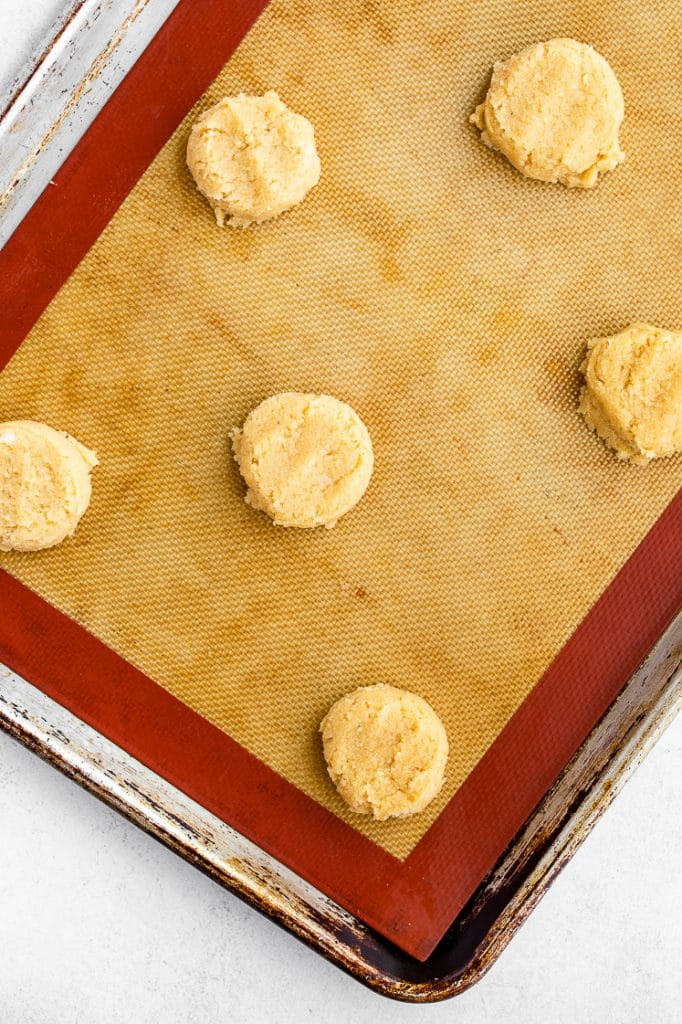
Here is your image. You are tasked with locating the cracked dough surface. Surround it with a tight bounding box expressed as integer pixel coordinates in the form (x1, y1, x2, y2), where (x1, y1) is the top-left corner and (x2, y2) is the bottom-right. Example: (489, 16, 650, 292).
(320, 684, 449, 820)
(231, 392, 373, 529)
(579, 324, 682, 463)
(471, 38, 625, 188)
(186, 91, 320, 227)
(0, 420, 98, 551)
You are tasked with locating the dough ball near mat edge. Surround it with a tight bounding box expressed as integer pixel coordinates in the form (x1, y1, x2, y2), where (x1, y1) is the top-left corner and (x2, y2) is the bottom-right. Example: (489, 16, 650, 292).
(579, 324, 682, 464)
(186, 91, 321, 227)
(231, 393, 374, 529)
(0, 420, 98, 551)
(471, 38, 625, 188)
(320, 684, 449, 821)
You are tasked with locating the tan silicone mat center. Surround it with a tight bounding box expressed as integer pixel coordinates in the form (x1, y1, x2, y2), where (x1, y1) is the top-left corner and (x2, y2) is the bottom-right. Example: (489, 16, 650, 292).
(1, 0, 680, 859)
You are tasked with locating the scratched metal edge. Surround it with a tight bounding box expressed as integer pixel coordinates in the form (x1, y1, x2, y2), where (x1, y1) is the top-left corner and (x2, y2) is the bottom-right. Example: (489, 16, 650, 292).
(0, 0, 182, 246)
(1, 0, 681, 1001)
(0, 0, 86, 118)
(1, 614, 679, 1001)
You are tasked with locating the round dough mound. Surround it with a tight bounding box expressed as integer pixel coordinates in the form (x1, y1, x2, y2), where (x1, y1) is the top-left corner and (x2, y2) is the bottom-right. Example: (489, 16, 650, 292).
(320, 684, 448, 821)
(231, 392, 373, 529)
(579, 324, 682, 464)
(186, 91, 321, 227)
(0, 420, 98, 551)
(471, 38, 625, 188)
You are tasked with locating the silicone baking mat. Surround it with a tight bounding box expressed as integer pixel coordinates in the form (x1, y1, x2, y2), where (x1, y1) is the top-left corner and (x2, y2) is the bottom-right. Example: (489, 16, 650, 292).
(1, 0, 680, 959)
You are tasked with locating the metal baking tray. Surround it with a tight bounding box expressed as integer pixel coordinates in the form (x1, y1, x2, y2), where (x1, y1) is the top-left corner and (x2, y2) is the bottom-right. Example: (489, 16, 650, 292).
(1, 0, 680, 1000)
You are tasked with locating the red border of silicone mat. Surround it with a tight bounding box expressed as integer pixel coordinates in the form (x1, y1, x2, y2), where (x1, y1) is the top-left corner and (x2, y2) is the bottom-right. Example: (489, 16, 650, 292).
(1, 0, 680, 961)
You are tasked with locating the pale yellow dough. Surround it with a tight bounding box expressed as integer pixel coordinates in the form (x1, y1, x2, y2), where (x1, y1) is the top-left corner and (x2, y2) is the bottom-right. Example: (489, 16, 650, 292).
(0, 420, 98, 551)
(320, 684, 448, 821)
(231, 393, 373, 529)
(579, 324, 682, 464)
(471, 38, 625, 188)
(186, 91, 321, 227)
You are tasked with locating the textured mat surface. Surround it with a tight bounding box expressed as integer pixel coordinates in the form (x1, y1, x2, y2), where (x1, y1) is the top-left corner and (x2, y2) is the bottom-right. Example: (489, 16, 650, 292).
(1, 0, 680, 859)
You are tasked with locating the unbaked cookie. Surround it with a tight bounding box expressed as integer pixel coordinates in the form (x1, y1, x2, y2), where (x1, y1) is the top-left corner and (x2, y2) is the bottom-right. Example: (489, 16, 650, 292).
(186, 91, 321, 227)
(320, 684, 448, 820)
(579, 324, 682, 464)
(231, 392, 373, 529)
(471, 38, 625, 188)
(0, 420, 98, 551)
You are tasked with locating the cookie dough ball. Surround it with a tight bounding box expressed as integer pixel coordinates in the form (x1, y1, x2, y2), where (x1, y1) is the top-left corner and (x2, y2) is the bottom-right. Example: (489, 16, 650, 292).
(186, 91, 321, 227)
(471, 38, 625, 188)
(231, 392, 373, 529)
(579, 324, 682, 464)
(0, 420, 98, 551)
(320, 684, 448, 820)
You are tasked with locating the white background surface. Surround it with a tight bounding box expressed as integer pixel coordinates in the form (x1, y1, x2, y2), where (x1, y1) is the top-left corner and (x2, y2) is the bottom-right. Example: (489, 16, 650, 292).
(2, 719, 681, 1023)
(0, 3, 680, 1021)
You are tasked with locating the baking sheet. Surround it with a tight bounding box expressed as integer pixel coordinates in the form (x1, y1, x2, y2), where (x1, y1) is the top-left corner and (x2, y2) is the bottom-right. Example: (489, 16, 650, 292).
(1, 0, 680, 862)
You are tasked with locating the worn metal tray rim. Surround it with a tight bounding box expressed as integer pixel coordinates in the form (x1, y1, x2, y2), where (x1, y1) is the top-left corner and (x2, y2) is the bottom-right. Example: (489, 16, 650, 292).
(0, 0, 680, 1000)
